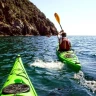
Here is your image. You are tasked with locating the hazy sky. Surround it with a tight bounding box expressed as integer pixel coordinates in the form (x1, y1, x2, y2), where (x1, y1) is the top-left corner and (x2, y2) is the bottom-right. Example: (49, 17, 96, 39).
(30, 0, 96, 35)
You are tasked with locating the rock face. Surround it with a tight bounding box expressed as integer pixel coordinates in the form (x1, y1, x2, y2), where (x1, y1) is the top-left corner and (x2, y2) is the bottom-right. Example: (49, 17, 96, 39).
(0, 0, 58, 36)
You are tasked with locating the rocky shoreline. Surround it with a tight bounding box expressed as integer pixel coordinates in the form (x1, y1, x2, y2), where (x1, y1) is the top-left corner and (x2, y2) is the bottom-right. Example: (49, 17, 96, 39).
(0, 0, 58, 36)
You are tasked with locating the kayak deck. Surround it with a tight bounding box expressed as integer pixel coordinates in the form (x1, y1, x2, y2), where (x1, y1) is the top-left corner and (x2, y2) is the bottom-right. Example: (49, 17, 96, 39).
(56, 49, 81, 72)
(0, 55, 38, 96)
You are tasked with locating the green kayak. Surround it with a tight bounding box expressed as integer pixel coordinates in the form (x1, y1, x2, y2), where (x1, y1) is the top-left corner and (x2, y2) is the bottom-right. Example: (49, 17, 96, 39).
(0, 55, 38, 96)
(56, 48, 81, 72)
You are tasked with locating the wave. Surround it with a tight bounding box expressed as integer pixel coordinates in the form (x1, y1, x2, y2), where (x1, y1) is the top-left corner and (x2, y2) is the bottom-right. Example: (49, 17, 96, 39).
(74, 71, 96, 93)
(30, 59, 64, 70)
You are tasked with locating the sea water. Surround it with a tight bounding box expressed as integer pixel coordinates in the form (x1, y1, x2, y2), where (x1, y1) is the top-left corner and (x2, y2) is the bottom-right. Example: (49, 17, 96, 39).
(0, 36, 96, 96)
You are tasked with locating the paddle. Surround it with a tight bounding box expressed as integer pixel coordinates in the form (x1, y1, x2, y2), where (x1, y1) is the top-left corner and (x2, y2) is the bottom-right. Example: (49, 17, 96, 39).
(54, 13, 72, 51)
(54, 13, 63, 47)
(54, 13, 63, 30)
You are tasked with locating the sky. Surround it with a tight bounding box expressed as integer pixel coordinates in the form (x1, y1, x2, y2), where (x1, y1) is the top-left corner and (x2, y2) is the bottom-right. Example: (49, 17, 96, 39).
(30, 0, 96, 35)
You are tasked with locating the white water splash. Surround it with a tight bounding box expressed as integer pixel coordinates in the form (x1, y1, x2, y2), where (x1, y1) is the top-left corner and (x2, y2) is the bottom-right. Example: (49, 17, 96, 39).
(74, 71, 96, 93)
(30, 59, 64, 70)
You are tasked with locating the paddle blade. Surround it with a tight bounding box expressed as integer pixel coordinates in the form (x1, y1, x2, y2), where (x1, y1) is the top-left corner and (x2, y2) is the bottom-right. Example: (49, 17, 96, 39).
(54, 13, 60, 24)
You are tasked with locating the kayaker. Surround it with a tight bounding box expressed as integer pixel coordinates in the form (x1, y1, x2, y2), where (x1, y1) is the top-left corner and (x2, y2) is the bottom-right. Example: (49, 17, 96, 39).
(58, 30, 71, 51)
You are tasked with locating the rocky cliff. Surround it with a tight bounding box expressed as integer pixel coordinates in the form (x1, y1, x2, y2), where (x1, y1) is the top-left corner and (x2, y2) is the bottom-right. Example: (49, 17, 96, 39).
(0, 0, 58, 36)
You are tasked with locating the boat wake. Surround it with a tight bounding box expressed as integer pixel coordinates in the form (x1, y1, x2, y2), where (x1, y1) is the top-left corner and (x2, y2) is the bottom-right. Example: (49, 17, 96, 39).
(74, 71, 96, 93)
(30, 59, 64, 70)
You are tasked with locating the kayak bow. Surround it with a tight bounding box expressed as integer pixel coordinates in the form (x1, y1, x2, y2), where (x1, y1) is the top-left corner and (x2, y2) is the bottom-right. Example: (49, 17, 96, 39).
(0, 55, 38, 96)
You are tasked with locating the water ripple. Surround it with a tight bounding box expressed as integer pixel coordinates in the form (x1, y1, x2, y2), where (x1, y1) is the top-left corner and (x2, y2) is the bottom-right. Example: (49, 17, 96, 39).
(0, 36, 96, 95)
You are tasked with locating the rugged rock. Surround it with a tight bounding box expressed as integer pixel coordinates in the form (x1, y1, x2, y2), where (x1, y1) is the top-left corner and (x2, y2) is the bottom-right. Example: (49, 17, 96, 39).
(0, 0, 58, 36)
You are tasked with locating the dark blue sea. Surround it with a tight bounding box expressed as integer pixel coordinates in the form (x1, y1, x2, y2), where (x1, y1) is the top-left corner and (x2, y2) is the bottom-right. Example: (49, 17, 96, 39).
(0, 36, 96, 96)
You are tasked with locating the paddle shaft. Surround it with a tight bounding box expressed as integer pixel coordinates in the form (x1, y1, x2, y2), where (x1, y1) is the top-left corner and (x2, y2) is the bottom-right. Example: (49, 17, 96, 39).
(59, 24, 63, 30)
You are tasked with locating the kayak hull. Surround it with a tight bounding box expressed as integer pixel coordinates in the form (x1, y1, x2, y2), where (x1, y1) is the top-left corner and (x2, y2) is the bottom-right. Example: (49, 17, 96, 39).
(56, 48, 81, 72)
(0, 55, 38, 96)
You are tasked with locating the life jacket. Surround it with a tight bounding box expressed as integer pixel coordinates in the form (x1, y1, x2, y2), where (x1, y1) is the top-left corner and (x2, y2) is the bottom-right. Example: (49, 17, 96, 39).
(59, 37, 71, 51)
